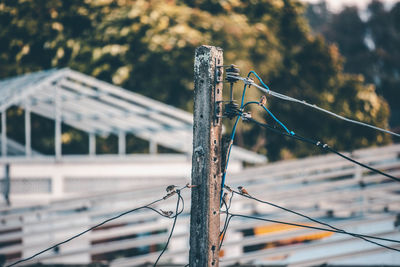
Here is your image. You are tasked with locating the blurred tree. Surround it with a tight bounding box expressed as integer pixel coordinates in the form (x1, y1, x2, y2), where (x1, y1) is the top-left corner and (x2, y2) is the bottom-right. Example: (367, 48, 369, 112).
(305, 0, 400, 130)
(304, 0, 331, 34)
(0, 0, 98, 154)
(0, 0, 391, 160)
(324, 7, 372, 78)
(0, 0, 96, 76)
(243, 0, 390, 160)
(368, 0, 400, 128)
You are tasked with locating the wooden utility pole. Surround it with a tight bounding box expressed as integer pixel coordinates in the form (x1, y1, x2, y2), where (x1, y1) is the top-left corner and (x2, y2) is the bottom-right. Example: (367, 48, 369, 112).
(189, 45, 223, 266)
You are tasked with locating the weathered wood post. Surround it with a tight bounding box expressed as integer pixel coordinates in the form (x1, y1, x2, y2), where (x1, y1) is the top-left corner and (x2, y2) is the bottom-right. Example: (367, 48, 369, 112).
(189, 45, 223, 266)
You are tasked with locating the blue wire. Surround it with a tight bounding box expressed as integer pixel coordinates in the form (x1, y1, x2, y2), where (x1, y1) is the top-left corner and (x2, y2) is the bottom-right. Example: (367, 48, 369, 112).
(240, 71, 270, 109)
(248, 71, 270, 92)
(220, 115, 240, 205)
(230, 113, 240, 139)
(243, 101, 259, 108)
(260, 105, 294, 136)
(222, 74, 252, 204)
(243, 101, 294, 136)
(240, 83, 248, 108)
(221, 71, 287, 205)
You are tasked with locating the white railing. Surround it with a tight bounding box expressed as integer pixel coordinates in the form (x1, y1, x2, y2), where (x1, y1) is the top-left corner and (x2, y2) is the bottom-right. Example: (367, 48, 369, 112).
(0, 154, 242, 206)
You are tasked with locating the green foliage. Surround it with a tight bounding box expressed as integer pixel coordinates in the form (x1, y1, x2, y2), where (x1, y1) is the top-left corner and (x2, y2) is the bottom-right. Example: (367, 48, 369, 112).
(0, 0, 391, 160)
(0, 0, 95, 76)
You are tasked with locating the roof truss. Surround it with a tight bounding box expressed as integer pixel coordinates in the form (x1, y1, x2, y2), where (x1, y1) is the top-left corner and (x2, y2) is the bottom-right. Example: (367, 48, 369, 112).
(0, 69, 266, 163)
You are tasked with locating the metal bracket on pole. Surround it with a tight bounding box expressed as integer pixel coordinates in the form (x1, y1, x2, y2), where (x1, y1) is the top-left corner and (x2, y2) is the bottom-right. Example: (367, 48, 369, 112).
(214, 62, 224, 126)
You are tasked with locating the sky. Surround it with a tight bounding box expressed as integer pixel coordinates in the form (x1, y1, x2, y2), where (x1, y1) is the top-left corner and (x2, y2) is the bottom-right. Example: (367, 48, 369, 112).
(300, 0, 399, 12)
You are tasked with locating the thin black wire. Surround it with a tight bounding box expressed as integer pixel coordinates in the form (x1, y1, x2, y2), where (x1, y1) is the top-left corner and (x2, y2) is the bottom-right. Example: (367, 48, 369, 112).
(231, 190, 400, 247)
(215, 101, 400, 254)
(220, 199, 229, 235)
(245, 116, 400, 183)
(219, 191, 236, 250)
(231, 73, 400, 138)
(220, 191, 234, 230)
(6, 187, 189, 267)
(6, 197, 165, 267)
(219, 214, 234, 250)
(218, 111, 400, 253)
(227, 191, 234, 210)
(218, 195, 233, 249)
(177, 190, 185, 215)
(153, 190, 183, 266)
(227, 213, 400, 252)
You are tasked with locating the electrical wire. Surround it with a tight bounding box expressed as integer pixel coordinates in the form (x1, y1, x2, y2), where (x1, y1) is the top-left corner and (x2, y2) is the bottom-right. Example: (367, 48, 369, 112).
(219, 213, 234, 249)
(218, 68, 400, 256)
(240, 82, 249, 108)
(248, 70, 271, 92)
(260, 105, 294, 135)
(243, 101, 294, 135)
(153, 190, 183, 266)
(240, 71, 271, 108)
(221, 70, 268, 204)
(228, 72, 400, 138)
(6, 187, 188, 267)
(231, 190, 400, 248)
(220, 71, 261, 205)
(220, 116, 241, 205)
(219, 215, 234, 250)
(226, 213, 400, 252)
(219, 200, 229, 247)
(219, 198, 400, 252)
(243, 112, 400, 183)
(219, 191, 234, 250)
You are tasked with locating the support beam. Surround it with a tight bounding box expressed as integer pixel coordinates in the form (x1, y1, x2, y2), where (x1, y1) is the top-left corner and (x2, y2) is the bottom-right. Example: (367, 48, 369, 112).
(3, 164, 10, 206)
(89, 133, 96, 156)
(25, 101, 32, 157)
(149, 140, 157, 154)
(189, 45, 223, 267)
(1, 109, 7, 157)
(118, 131, 126, 155)
(55, 85, 62, 160)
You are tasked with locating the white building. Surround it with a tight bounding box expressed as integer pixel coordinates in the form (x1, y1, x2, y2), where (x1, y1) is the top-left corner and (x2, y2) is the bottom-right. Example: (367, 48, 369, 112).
(0, 68, 265, 205)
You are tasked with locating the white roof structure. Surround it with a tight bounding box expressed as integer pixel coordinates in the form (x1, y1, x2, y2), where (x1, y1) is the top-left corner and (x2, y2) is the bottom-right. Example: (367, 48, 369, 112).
(0, 68, 266, 164)
(0, 138, 40, 156)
